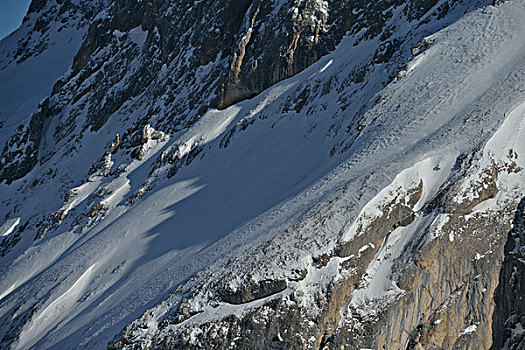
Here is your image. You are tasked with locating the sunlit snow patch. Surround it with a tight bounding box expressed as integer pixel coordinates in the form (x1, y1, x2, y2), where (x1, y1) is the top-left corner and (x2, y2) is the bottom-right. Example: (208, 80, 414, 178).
(0, 217, 20, 237)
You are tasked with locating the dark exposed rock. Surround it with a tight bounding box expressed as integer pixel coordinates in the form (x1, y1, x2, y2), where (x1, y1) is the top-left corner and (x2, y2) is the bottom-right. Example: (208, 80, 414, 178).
(1, 0, 482, 185)
(491, 197, 525, 350)
(54, 0, 467, 137)
(0, 99, 50, 184)
(0, 233, 21, 258)
(219, 279, 287, 305)
(108, 134, 120, 154)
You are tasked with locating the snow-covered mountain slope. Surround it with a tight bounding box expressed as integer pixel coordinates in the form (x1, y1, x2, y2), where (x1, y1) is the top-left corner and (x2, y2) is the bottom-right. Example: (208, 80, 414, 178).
(0, 0, 524, 349)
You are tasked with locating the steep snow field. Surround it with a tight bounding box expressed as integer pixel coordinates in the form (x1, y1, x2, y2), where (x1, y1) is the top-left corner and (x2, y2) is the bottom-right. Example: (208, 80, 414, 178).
(0, 9, 86, 151)
(0, 1, 525, 349)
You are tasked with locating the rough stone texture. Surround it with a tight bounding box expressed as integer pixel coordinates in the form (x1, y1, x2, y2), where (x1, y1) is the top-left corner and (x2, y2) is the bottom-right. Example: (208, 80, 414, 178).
(109, 175, 426, 349)
(0, 0, 470, 184)
(371, 215, 507, 349)
(219, 279, 287, 305)
(491, 197, 525, 350)
(108, 141, 524, 350)
(0, 99, 50, 184)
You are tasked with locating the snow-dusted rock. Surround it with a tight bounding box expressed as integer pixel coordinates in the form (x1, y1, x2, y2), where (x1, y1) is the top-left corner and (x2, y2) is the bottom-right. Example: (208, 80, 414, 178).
(1, 0, 524, 349)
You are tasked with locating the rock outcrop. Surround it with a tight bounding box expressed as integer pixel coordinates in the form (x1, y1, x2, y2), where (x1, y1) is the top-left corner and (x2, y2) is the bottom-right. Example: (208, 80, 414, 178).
(491, 197, 525, 350)
(0, 0, 484, 184)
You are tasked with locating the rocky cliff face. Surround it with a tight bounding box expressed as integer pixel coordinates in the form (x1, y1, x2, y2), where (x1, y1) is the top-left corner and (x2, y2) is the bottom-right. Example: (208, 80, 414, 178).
(0, 0, 524, 349)
(491, 197, 525, 350)
(0, 0, 483, 184)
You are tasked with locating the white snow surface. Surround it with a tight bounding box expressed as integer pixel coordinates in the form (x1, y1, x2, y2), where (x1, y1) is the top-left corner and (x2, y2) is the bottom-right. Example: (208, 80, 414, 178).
(0, 218, 19, 237)
(458, 324, 478, 337)
(0, 1, 525, 349)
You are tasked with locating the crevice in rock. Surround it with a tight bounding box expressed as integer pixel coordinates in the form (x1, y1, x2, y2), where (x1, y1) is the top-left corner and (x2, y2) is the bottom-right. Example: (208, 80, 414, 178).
(491, 196, 525, 350)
